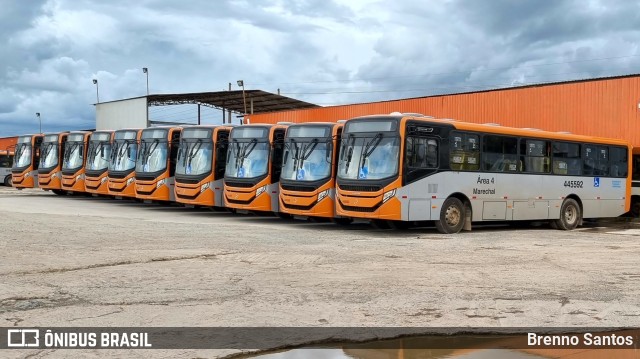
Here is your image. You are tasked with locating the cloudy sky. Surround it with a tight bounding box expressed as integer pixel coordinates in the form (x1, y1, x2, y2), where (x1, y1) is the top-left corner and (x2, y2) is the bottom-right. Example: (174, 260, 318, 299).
(1, 0, 639, 137)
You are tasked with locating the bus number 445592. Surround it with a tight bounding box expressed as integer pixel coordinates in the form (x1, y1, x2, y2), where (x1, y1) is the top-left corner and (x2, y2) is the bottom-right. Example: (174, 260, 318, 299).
(564, 180, 583, 188)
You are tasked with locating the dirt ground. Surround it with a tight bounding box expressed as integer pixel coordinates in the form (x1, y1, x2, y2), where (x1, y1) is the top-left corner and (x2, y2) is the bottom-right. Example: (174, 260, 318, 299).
(1, 187, 639, 358)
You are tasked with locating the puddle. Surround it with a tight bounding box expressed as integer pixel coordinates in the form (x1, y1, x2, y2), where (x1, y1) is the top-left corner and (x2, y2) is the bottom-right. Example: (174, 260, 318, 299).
(252, 348, 546, 359)
(245, 333, 639, 359)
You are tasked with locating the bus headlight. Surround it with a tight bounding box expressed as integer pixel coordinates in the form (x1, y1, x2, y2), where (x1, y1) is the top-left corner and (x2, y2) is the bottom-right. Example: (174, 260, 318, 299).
(24, 172, 30, 177)
(156, 178, 166, 188)
(317, 189, 330, 203)
(201, 182, 210, 193)
(126, 177, 135, 186)
(101, 176, 108, 184)
(256, 185, 267, 197)
(76, 175, 82, 182)
(382, 189, 396, 203)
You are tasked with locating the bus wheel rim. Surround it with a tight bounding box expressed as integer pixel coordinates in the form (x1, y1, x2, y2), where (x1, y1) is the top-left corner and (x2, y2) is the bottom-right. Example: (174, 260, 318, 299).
(445, 206, 461, 226)
(564, 206, 576, 224)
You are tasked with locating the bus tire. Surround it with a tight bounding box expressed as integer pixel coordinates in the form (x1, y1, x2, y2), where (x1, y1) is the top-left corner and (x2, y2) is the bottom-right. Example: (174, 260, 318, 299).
(52, 189, 66, 196)
(3, 175, 11, 187)
(436, 197, 465, 234)
(554, 198, 581, 230)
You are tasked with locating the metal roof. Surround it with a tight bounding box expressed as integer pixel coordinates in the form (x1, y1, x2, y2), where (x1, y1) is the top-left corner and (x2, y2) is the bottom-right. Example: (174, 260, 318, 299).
(146, 90, 319, 114)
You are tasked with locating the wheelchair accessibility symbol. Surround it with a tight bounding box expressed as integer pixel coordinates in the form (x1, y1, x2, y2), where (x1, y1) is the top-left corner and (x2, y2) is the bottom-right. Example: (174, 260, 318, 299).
(593, 177, 600, 187)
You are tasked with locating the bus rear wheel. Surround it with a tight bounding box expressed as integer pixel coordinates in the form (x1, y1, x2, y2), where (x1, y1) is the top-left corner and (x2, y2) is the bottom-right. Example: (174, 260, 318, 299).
(554, 198, 581, 230)
(3, 175, 11, 187)
(436, 197, 465, 234)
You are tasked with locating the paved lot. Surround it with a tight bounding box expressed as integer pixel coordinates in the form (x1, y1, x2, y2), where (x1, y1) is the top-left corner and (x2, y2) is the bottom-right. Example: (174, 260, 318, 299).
(0, 187, 639, 358)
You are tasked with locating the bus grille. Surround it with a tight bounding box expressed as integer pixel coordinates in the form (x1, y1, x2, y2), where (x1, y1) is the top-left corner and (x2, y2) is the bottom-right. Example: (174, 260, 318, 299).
(281, 184, 316, 192)
(224, 181, 254, 188)
(176, 177, 200, 184)
(281, 202, 315, 211)
(176, 192, 200, 201)
(339, 184, 382, 192)
(226, 197, 255, 205)
(338, 199, 381, 213)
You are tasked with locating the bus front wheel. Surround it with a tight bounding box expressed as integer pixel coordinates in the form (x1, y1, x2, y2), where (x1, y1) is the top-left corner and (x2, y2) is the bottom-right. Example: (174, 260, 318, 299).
(4, 175, 11, 187)
(554, 198, 581, 230)
(436, 197, 465, 234)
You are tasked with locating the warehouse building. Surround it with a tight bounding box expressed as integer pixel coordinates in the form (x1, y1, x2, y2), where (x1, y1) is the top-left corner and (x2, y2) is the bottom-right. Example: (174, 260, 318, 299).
(246, 74, 640, 147)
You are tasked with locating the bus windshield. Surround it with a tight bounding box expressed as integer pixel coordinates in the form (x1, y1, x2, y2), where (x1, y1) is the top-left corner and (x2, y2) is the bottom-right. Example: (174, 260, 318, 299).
(136, 139, 168, 173)
(338, 134, 400, 180)
(63, 141, 84, 170)
(86, 141, 112, 171)
(225, 139, 269, 179)
(176, 139, 213, 176)
(13, 143, 32, 169)
(39, 141, 59, 169)
(281, 138, 331, 181)
(109, 140, 137, 172)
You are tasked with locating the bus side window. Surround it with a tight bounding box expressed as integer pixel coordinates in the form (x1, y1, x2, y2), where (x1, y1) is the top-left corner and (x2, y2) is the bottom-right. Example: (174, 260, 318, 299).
(271, 129, 286, 182)
(449, 132, 479, 171)
(169, 130, 181, 176)
(553, 142, 581, 175)
(406, 136, 437, 169)
(521, 139, 550, 173)
(483, 135, 518, 172)
(596, 146, 609, 176)
(34, 136, 43, 170)
(609, 146, 627, 178)
(215, 130, 229, 180)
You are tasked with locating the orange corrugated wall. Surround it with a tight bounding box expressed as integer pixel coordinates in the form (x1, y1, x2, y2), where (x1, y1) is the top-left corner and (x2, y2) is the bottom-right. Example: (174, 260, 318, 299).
(0, 137, 17, 152)
(247, 75, 640, 147)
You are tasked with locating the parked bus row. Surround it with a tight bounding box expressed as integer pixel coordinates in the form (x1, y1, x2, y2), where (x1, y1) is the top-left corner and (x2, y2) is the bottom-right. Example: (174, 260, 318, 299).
(9, 113, 634, 233)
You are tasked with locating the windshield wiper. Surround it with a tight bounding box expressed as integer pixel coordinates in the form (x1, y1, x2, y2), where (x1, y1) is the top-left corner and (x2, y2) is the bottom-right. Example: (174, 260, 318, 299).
(287, 138, 300, 172)
(298, 138, 319, 169)
(343, 134, 355, 172)
(186, 139, 203, 169)
(64, 143, 80, 163)
(40, 143, 54, 164)
(359, 133, 383, 171)
(237, 138, 258, 170)
(141, 139, 159, 166)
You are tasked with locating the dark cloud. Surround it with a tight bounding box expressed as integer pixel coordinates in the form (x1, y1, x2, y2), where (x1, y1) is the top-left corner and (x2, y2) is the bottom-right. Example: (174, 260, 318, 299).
(1, 0, 639, 136)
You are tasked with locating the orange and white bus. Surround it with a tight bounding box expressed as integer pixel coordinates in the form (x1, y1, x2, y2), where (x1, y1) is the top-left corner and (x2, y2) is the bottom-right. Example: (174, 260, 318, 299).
(336, 114, 631, 233)
(135, 126, 182, 202)
(38, 132, 69, 194)
(174, 125, 233, 208)
(108, 129, 141, 199)
(224, 124, 288, 213)
(11, 134, 43, 189)
(84, 130, 115, 196)
(1, 149, 15, 186)
(61, 131, 91, 194)
(279, 122, 352, 223)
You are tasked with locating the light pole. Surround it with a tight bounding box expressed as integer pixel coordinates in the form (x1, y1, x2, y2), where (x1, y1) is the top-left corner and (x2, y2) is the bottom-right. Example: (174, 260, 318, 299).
(36, 112, 41, 134)
(92, 79, 99, 103)
(142, 67, 149, 96)
(237, 80, 247, 117)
